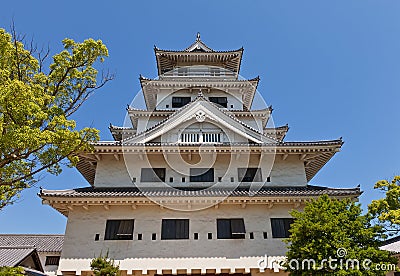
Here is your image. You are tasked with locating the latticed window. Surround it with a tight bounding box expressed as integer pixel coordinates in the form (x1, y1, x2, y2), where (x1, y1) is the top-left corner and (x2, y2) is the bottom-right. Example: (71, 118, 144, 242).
(180, 132, 221, 143)
(181, 133, 200, 143)
(45, 256, 60, 266)
(203, 133, 221, 142)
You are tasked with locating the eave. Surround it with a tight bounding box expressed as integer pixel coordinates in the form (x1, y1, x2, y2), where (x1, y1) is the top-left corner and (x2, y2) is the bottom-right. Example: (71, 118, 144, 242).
(40, 184, 361, 217)
(154, 48, 244, 77)
(75, 139, 343, 186)
(140, 76, 259, 110)
(264, 125, 289, 141)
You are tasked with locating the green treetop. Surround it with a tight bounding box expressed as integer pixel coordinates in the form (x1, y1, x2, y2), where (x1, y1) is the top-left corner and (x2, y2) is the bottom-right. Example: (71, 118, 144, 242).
(285, 194, 397, 275)
(0, 26, 111, 209)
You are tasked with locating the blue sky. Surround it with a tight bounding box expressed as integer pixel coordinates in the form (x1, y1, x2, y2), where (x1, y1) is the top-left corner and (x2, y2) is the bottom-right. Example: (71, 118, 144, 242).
(0, 0, 399, 233)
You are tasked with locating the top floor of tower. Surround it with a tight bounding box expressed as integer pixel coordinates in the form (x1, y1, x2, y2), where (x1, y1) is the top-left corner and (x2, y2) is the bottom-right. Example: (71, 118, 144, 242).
(154, 33, 243, 79)
(143, 34, 258, 111)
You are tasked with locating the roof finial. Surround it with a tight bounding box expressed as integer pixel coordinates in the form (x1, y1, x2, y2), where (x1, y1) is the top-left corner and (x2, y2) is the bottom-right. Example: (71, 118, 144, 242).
(196, 32, 201, 41)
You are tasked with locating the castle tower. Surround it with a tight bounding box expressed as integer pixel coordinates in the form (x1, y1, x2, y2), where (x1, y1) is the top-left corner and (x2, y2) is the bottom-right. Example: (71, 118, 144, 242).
(40, 35, 360, 276)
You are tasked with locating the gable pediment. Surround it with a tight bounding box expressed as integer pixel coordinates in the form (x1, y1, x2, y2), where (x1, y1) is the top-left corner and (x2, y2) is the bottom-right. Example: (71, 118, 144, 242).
(124, 97, 277, 145)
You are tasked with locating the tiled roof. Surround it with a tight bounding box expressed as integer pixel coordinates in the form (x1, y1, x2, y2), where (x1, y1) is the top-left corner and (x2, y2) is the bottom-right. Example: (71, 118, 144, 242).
(0, 234, 64, 252)
(0, 246, 35, 267)
(40, 185, 361, 198)
(381, 236, 400, 253)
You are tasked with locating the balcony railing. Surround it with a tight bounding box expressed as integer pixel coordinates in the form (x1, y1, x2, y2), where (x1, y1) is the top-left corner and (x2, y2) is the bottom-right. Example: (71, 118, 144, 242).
(162, 66, 236, 78)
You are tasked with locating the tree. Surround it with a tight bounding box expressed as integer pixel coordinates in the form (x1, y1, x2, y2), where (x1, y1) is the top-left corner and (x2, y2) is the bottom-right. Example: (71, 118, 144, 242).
(0, 26, 111, 209)
(0, 266, 24, 276)
(90, 252, 120, 276)
(285, 195, 397, 275)
(369, 176, 400, 234)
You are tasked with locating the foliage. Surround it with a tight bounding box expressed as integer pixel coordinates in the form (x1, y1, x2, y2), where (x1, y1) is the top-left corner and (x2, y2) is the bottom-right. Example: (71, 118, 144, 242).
(90, 251, 120, 276)
(369, 176, 400, 234)
(0, 266, 25, 276)
(0, 26, 111, 209)
(285, 195, 397, 275)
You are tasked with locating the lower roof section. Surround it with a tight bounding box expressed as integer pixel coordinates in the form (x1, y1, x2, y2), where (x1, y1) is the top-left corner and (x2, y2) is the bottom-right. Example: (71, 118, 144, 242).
(40, 185, 360, 198)
(40, 185, 361, 216)
(0, 234, 64, 253)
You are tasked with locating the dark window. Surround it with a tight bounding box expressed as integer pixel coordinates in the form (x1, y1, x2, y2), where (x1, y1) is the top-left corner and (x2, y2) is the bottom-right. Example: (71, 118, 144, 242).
(230, 177, 234, 182)
(194, 233, 199, 240)
(172, 97, 191, 108)
(209, 97, 228, 108)
(152, 233, 157, 240)
(161, 219, 189, 240)
(238, 168, 262, 182)
(218, 177, 222, 182)
(217, 219, 246, 239)
(182, 177, 185, 182)
(263, 232, 268, 239)
(138, 233, 142, 240)
(169, 177, 173, 183)
(249, 232, 254, 239)
(45, 256, 60, 266)
(94, 233, 100, 241)
(105, 219, 134, 240)
(190, 168, 214, 182)
(208, 233, 213, 239)
(141, 168, 166, 182)
(271, 218, 294, 238)
(267, 176, 271, 182)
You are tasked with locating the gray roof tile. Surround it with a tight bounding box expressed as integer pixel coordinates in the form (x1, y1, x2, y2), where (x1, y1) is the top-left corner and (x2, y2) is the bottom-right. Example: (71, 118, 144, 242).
(0, 234, 64, 252)
(40, 185, 361, 198)
(0, 246, 35, 267)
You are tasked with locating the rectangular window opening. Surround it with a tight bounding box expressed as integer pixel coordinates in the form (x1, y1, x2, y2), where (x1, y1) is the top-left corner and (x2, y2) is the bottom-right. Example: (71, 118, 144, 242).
(152, 233, 157, 240)
(45, 256, 60, 266)
(161, 219, 189, 240)
(271, 218, 294, 238)
(105, 219, 134, 240)
(238, 168, 262, 182)
(209, 97, 228, 108)
(190, 168, 214, 182)
(194, 233, 199, 240)
(208, 233, 213, 239)
(94, 233, 100, 241)
(172, 97, 191, 108)
(141, 168, 166, 182)
(217, 218, 246, 239)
